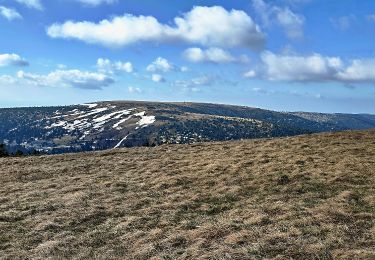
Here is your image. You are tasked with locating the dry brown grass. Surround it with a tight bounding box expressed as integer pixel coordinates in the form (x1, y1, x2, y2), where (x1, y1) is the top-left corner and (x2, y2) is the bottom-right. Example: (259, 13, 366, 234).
(1, 130, 375, 259)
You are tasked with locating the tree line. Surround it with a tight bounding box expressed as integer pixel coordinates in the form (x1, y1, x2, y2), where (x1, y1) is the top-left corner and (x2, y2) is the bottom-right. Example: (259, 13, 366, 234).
(0, 143, 42, 157)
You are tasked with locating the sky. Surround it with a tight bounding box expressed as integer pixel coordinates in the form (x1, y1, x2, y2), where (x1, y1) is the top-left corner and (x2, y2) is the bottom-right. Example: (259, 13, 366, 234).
(0, 0, 375, 113)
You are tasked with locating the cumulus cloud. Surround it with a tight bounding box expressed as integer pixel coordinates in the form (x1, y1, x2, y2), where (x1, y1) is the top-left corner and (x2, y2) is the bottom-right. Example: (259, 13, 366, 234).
(183, 47, 248, 64)
(46, 6, 265, 50)
(151, 74, 165, 83)
(260, 51, 375, 84)
(97, 58, 133, 74)
(261, 51, 341, 81)
(17, 69, 114, 89)
(77, 0, 117, 6)
(15, 0, 43, 10)
(243, 70, 257, 78)
(147, 57, 175, 72)
(252, 0, 304, 39)
(183, 47, 234, 63)
(0, 53, 28, 67)
(0, 6, 22, 20)
(336, 59, 375, 83)
(128, 86, 141, 93)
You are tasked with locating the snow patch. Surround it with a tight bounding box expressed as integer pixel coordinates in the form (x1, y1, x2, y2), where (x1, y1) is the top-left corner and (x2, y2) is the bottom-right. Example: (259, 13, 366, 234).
(45, 106, 155, 142)
(135, 111, 156, 128)
(138, 115, 156, 126)
(46, 121, 66, 128)
(113, 115, 132, 130)
(81, 103, 98, 108)
(93, 110, 131, 123)
(77, 107, 108, 119)
(114, 135, 129, 149)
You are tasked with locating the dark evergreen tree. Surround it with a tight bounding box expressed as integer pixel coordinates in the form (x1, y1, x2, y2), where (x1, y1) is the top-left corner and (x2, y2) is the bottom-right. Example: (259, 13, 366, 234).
(0, 143, 8, 157)
(14, 150, 24, 157)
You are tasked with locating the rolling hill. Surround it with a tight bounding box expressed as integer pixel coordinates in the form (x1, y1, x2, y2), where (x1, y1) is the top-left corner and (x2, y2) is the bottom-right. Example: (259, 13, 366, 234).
(1, 101, 375, 154)
(0, 130, 374, 259)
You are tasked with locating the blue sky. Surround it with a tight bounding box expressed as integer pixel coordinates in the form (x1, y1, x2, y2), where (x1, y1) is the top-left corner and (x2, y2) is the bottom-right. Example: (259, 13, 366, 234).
(0, 0, 375, 113)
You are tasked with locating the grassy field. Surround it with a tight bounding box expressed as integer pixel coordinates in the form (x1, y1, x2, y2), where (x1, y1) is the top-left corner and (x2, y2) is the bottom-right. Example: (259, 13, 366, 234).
(1, 130, 375, 259)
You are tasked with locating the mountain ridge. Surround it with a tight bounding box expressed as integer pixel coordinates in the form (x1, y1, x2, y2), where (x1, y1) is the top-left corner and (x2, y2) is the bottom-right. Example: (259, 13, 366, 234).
(1, 101, 374, 154)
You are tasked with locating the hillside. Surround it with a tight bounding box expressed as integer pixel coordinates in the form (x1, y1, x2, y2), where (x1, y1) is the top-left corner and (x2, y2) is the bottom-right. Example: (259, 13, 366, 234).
(1, 101, 375, 154)
(1, 130, 374, 259)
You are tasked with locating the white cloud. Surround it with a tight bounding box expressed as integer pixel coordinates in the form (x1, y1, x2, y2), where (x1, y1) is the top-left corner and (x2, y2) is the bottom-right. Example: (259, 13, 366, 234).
(260, 51, 375, 84)
(0, 53, 28, 67)
(252, 0, 304, 39)
(172, 6, 264, 49)
(191, 75, 215, 86)
(183, 47, 244, 64)
(366, 14, 375, 22)
(0, 6, 22, 20)
(330, 15, 356, 31)
(252, 87, 323, 99)
(76, 0, 117, 6)
(243, 70, 257, 78)
(47, 6, 265, 50)
(128, 86, 141, 93)
(337, 59, 375, 83)
(57, 64, 67, 69)
(147, 57, 175, 72)
(275, 8, 304, 39)
(151, 74, 165, 83)
(172, 75, 216, 90)
(15, 0, 43, 10)
(97, 58, 133, 74)
(261, 51, 342, 81)
(252, 87, 272, 94)
(0, 75, 17, 84)
(180, 66, 189, 72)
(17, 69, 114, 89)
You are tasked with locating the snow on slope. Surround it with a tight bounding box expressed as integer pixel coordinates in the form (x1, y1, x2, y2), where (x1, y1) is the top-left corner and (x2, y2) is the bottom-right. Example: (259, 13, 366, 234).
(44, 104, 156, 146)
(81, 103, 98, 108)
(134, 111, 156, 129)
(114, 134, 129, 149)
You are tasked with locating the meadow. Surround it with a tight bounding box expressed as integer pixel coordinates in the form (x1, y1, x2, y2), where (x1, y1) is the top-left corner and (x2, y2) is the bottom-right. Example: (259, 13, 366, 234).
(1, 130, 374, 259)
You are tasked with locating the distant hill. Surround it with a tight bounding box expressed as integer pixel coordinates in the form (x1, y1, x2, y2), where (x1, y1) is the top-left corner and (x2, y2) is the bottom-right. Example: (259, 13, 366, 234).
(1, 130, 374, 258)
(0, 101, 375, 154)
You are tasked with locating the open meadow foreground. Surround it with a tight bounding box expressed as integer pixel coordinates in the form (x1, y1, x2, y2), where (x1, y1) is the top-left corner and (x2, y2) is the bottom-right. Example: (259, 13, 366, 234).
(1, 130, 375, 259)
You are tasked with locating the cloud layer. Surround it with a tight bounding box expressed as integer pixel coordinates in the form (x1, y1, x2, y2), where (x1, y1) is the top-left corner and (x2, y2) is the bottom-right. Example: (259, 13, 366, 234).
(47, 6, 265, 50)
